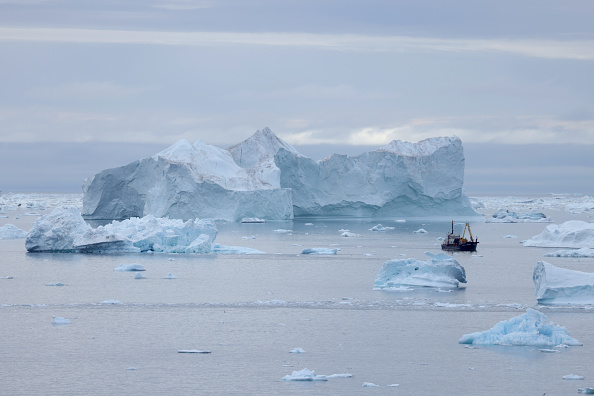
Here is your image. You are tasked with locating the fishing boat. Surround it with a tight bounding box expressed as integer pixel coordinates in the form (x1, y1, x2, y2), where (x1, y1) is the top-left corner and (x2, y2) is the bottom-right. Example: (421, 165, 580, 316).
(441, 221, 478, 251)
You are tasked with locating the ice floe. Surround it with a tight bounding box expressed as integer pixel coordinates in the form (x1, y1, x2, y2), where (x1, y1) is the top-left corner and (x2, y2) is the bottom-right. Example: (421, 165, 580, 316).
(544, 248, 594, 258)
(211, 244, 265, 254)
(282, 368, 327, 381)
(563, 374, 585, 380)
(523, 220, 594, 248)
(301, 248, 338, 255)
(114, 264, 146, 272)
(52, 316, 71, 325)
(178, 349, 211, 354)
(0, 224, 28, 239)
(533, 261, 594, 305)
(26, 206, 218, 254)
(374, 253, 466, 289)
(289, 347, 306, 353)
(486, 209, 551, 223)
(413, 228, 428, 234)
(369, 224, 394, 231)
(458, 308, 582, 346)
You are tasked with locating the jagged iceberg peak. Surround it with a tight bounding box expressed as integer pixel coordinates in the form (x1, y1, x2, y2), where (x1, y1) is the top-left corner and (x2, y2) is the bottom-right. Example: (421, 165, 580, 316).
(228, 127, 302, 169)
(378, 136, 461, 157)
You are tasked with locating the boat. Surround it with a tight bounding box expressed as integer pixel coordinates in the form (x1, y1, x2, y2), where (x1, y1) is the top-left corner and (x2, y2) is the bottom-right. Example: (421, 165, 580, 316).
(441, 221, 478, 251)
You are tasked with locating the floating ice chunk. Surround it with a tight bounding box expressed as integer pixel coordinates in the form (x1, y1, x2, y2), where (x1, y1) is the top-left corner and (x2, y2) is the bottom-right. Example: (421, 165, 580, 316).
(524, 221, 594, 248)
(369, 224, 394, 231)
(327, 373, 353, 378)
(289, 347, 306, 353)
(503, 235, 518, 239)
(563, 374, 584, 380)
(486, 209, 551, 223)
(26, 206, 218, 254)
(395, 219, 406, 223)
(46, 282, 66, 286)
(114, 264, 146, 272)
(341, 232, 360, 237)
(242, 235, 256, 240)
(282, 368, 328, 381)
(212, 244, 265, 254)
(134, 273, 147, 279)
(413, 228, 428, 234)
(579, 387, 594, 394)
(178, 349, 211, 353)
(301, 248, 338, 255)
(0, 276, 14, 279)
(101, 299, 123, 305)
(387, 384, 400, 387)
(163, 273, 177, 279)
(374, 256, 466, 289)
(273, 229, 292, 233)
(362, 382, 379, 387)
(240, 218, 266, 223)
(304, 223, 313, 226)
(545, 248, 594, 258)
(52, 316, 71, 325)
(0, 224, 28, 239)
(533, 261, 594, 305)
(458, 308, 582, 346)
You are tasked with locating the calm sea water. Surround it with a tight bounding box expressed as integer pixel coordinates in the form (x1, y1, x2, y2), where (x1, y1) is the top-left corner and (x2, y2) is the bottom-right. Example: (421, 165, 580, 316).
(1, 200, 593, 395)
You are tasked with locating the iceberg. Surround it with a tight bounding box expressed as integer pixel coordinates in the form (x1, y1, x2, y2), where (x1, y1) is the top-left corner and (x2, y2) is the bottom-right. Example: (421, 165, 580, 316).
(369, 224, 394, 231)
(458, 308, 582, 346)
(524, 221, 594, 248)
(301, 248, 338, 255)
(544, 248, 594, 258)
(52, 316, 71, 325)
(211, 244, 265, 254)
(25, 206, 217, 253)
(114, 263, 146, 271)
(282, 368, 328, 381)
(374, 253, 466, 289)
(532, 261, 594, 305)
(0, 224, 28, 239)
(486, 209, 551, 223)
(82, 128, 477, 221)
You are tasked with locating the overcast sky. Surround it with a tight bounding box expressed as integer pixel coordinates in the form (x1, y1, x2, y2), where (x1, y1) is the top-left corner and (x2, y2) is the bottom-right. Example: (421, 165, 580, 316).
(1, 0, 593, 195)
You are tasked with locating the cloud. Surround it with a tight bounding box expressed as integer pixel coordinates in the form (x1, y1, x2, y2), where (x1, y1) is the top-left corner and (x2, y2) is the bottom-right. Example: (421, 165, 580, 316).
(150, 0, 214, 10)
(2, 27, 594, 60)
(26, 81, 152, 100)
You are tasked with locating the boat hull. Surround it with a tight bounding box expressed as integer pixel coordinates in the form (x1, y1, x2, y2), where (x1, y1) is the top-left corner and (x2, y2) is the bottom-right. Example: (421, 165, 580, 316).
(441, 242, 478, 252)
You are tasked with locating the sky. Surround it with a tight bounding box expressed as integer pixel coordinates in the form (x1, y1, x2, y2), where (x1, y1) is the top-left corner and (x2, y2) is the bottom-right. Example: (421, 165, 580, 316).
(1, 0, 593, 195)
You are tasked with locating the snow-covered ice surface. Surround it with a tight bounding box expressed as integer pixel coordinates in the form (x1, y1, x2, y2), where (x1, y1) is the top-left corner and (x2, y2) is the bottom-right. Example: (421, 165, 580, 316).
(523, 221, 594, 248)
(82, 129, 477, 221)
(459, 308, 582, 346)
(533, 261, 594, 305)
(545, 248, 594, 258)
(1, 193, 594, 395)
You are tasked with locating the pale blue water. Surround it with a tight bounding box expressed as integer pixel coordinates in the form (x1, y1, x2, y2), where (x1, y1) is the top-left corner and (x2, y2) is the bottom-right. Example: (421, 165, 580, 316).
(1, 205, 593, 395)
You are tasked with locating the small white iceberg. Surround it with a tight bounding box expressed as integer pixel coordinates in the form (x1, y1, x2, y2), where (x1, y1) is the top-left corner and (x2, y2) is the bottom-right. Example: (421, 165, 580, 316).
(240, 218, 266, 223)
(341, 231, 360, 237)
(458, 308, 582, 346)
(114, 263, 146, 272)
(46, 282, 67, 286)
(282, 368, 327, 381)
(101, 299, 123, 305)
(579, 388, 594, 394)
(369, 224, 394, 232)
(362, 382, 379, 387)
(545, 248, 594, 258)
(486, 209, 551, 223)
(178, 349, 211, 354)
(533, 261, 594, 305)
(524, 220, 594, 248)
(289, 347, 306, 353)
(374, 252, 466, 289)
(163, 273, 177, 279)
(563, 374, 584, 380)
(212, 244, 265, 254)
(134, 272, 147, 279)
(52, 316, 71, 325)
(301, 248, 338, 255)
(413, 228, 428, 234)
(0, 224, 28, 239)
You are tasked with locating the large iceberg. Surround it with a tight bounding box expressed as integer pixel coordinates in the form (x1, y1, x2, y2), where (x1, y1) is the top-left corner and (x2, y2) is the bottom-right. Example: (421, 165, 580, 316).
(458, 308, 582, 346)
(533, 261, 594, 305)
(82, 128, 477, 221)
(524, 220, 594, 248)
(26, 206, 217, 253)
(374, 253, 467, 289)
